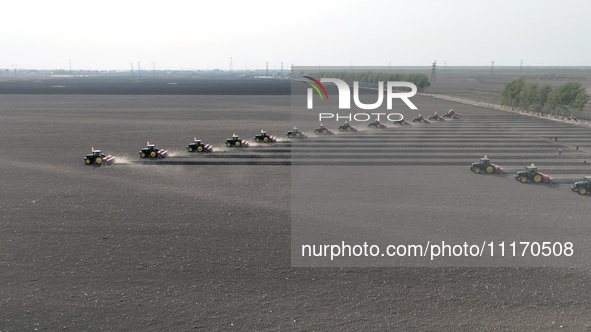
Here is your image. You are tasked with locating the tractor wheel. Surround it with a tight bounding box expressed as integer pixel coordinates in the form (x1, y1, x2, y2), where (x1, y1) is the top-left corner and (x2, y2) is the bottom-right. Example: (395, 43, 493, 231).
(255, 138, 260, 142)
(420, 119, 425, 123)
(346, 127, 351, 131)
(315, 130, 320, 135)
(95, 157, 102, 164)
(377, 124, 381, 128)
(486, 166, 494, 173)
(533, 174, 542, 183)
(296, 133, 301, 138)
(288, 134, 292, 138)
(150, 151, 157, 158)
(85, 159, 91, 164)
(197, 146, 203, 152)
(235, 141, 241, 147)
(473, 167, 481, 173)
(188, 147, 193, 152)
(579, 188, 587, 195)
(322, 129, 327, 134)
(369, 125, 374, 128)
(520, 176, 528, 183)
(264, 136, 269, 142)
(226, 142, 231, 147)
(339, 128, 344, 132)
(140, 152, 146, 158)
(401, 122, 406, 125)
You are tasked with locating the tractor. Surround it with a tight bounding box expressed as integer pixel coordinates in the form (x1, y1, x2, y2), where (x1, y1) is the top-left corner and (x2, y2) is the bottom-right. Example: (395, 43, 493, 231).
(443, 109, 460, 119)
(571, 176, 591, 195)
(84, 147, 115, 166)
(287, 127, 307, 139)
(139, 142, 168, 158)
(515, 164, 553, 184)
(412, 114, 430, 124)
(338, 121, 358, 132)
(314, 124, 334, 135)
(429, 112, 445, 121)
(187, 137, 213, 153)
(226, 134, 249, 147)
(368, 119, 387, 129)
(470, 155, 503, 174)
(254, 129, 277, 143)
(393, 119, 411, 126)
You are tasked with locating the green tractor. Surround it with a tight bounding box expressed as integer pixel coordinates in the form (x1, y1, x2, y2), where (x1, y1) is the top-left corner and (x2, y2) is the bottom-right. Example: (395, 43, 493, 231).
(287, 126, 307, 139)
(515, 164, 553, 184)
(571, 176, 591, 195)
(84, 147, 115, 166)
(470, 155, 503, 174)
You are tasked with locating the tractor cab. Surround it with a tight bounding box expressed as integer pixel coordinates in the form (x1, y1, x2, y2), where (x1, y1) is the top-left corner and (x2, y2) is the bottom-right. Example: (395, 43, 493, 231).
(526, 165, 537, 175)
(480, 158, 490, 166)
(585, 176, 591, 183)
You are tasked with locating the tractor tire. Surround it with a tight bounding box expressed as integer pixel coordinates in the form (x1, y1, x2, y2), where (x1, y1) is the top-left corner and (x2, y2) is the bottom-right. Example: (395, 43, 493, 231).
(150, 151, 157, 158)
(95, 157, 102, 164)
(346, 127, 351, 131)
(85, 159, 91, 164)
(235, 141, 241, 147)
(579, 188, 587, 195)
(339, 128, 344, 132)
(315, 130, 320, 135)
(520, 176, 528, 183)
(226, 142, 231, 147)
(369, 125, 375, 128)
(420, 119, 425, 123)
(255, 138, 260, 142)
(322, 129, 327, 134)
(533, 174, 542, 183)
(486, 166, 494, 173)
(140, 152, 146, 158)
(296, 133, 301, 138)
(197, 146, 203, 152)
(474, 167, 481, 173)
(264, 137, 269, 142)
(288, 133, 292, 138)
(377, 124, 381, 128)
(188, 147, 193, 152)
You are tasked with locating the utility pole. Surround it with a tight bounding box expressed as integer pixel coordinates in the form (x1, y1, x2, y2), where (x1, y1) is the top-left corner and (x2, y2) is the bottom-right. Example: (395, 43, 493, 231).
(490, 60, 495, 78)
(230, 57, 233, 73)
(266, 61, 269, 76)
(152, 62, 156, 76)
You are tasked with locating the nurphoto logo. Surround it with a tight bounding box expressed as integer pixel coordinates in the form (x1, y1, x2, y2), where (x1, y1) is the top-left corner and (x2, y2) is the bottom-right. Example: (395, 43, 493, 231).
(305, 77, 418, 110)
(304, 76, 417, 122)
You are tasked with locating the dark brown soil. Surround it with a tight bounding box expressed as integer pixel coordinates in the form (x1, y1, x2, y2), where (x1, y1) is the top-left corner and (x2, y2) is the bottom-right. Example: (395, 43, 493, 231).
(1, 78, 591, 330)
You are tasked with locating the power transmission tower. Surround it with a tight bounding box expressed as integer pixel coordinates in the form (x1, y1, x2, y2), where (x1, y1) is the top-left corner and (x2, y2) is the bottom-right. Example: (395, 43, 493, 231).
(430, 60, 437, 82)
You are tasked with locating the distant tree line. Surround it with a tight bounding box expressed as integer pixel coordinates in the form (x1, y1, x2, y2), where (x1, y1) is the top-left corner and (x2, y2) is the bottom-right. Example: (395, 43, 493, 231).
(309, 72, 431, 90)
(501, 79, 589, 115)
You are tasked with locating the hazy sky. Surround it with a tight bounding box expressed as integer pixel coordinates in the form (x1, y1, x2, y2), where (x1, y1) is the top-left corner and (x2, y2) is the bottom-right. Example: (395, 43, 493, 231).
(2, 0, 590, 70)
